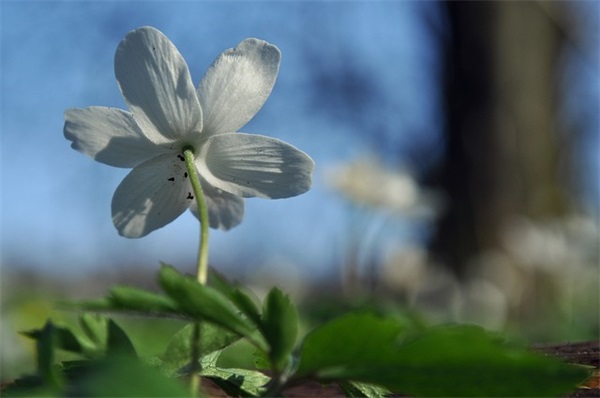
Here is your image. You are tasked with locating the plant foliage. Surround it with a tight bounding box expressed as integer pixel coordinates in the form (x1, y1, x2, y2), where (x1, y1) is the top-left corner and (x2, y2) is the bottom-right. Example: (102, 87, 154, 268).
(5, 265, 590, 397)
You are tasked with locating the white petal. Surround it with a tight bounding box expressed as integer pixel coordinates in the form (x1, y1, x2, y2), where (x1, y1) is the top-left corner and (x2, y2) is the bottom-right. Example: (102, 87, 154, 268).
(189, 177, 245, 230)
(64, 107, 170, 168)
(198, 38, 280, 135)
(197, 133, 315, 199)
(115, 26, 202, 142)
(112, 152, 194, 238)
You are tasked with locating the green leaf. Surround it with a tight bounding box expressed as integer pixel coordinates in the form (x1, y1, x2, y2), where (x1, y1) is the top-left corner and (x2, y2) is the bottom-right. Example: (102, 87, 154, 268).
(202, 367, 270, 397)
(109, 285, 178, 313)
(33, 321, 65, 389)
(74, 354, 191, 397)
(260, 287, 298, 372)
(296, 316, 589, 397)
(60, 286, 180, 320)
(371, 325, 590, 397)
(22, 323, 83, 355)
(199, 350, 222, 368)
(208, 269, 262, 325)
(295, 312, 407, 378)
(338, 381, 391, 398)
(158, 264, 259, 344)
(79, 314, 108, 347)
(106, 319, 137, 357)
(207, 267, 232, 291)
(252, 349, 270, 371)
(161, 323, 241, 375)
(231, 289, 262, 325)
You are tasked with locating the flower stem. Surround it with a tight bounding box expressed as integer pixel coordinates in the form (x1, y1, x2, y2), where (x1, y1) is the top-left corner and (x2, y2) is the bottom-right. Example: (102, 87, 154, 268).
(183, 148, 209, 284)
(183, 148, 210, 396)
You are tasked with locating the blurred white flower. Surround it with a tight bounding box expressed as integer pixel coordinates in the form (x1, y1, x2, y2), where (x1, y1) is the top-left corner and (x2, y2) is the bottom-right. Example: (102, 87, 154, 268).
(65, 26, 314, 238)
(468, 215, 599, 332)
(380, 215, 599, 333)
(502, 216, 599, 271)
(380, 246, 461, 322)
(325, 155, 440, 217)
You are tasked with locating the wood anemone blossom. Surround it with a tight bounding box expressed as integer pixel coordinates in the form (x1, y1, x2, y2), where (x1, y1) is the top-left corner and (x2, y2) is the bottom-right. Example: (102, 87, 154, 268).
(64, 26, 314, 238)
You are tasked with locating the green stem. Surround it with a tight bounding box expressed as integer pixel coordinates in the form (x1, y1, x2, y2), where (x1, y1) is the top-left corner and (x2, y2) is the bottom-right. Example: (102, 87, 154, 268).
(189, 323, 201, 395)
(183, 148, 210, 285)
(183, 147, 210, 396)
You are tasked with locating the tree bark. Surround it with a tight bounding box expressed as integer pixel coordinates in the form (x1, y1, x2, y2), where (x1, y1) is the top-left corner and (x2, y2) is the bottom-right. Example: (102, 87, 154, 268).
(430, 1, 568, 277)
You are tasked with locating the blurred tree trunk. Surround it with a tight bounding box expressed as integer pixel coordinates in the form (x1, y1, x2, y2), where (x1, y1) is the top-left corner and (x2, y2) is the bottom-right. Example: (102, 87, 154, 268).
(430, 2, 568, 277)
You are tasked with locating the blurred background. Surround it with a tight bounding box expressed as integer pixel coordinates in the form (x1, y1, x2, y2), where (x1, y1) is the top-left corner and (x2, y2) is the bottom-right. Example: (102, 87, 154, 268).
(1, 1, 598, 380)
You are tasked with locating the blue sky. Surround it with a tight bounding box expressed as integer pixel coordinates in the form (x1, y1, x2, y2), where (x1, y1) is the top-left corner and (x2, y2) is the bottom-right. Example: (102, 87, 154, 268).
(1, 1, 597, 282)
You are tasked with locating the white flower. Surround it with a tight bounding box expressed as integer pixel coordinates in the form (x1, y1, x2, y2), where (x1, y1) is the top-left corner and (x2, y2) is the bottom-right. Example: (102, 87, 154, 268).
(325, 155, 440, 218)
(64, 26, 314, 238)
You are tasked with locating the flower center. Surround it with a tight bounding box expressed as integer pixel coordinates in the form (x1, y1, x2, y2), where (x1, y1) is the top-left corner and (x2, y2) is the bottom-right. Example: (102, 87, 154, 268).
(181, 144, 195, 155)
